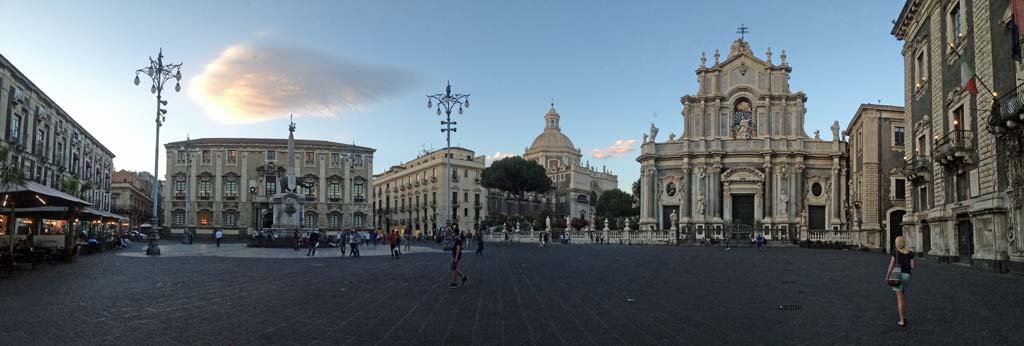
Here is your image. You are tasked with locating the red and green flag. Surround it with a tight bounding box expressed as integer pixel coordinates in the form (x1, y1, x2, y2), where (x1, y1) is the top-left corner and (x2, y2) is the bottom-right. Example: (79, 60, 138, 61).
(959, 54, 978, 95)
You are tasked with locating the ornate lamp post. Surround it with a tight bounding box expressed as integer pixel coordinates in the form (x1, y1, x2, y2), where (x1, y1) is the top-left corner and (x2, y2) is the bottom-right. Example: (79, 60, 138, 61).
(133, 48, 182, 256)
(426, 81, 470, 234)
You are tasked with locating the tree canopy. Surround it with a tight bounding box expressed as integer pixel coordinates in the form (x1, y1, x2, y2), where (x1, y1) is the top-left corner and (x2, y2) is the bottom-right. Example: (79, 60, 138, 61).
(596, 188, 636, 219)
(481, 156, 553, 200)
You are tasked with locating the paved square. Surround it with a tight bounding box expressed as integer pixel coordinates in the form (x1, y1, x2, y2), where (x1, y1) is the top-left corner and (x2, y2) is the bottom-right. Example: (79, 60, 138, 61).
(2, 242, 1023, 346)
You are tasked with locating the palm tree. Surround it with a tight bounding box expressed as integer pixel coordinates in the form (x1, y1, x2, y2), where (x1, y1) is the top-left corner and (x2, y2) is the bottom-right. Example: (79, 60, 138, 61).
(0, 143, 28, 253)
(60, 176, 94, 257)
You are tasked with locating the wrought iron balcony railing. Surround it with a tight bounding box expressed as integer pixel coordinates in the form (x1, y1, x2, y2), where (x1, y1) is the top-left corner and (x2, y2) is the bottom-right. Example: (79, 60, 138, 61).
(933, 129, 974, 168)
(993, 82, 1024, 131)
(901, 155, 931, 184)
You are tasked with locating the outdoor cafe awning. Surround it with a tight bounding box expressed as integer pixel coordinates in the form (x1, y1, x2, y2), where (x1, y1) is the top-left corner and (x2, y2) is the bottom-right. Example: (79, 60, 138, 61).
(12, 206, 126, 222)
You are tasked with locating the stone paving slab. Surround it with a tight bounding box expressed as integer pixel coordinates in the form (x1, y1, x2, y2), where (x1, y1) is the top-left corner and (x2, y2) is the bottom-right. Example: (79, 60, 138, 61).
(2, 242, 1024, 345)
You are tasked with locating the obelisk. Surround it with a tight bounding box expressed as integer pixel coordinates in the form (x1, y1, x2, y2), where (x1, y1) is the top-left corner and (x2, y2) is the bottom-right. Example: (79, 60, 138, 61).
(287, 114, 297, 192)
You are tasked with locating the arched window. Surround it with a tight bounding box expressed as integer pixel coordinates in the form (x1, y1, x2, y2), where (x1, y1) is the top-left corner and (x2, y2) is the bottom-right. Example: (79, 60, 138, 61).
(328, 212, 342, 228)
(172, 209, 185, 226)
(199, 210, 212, 227)
(223, 210, 238, 227)
(303, 211, 318, 228)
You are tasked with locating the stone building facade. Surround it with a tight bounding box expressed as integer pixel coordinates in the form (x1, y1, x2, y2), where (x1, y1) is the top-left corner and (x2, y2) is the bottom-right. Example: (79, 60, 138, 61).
(374, 147, 487, 234)
(523, 105, 618, 222)
(846, 104, 908, 252)
(636, 38, 850, 243)
(893, 0, 1024, 273)
(0, 54, 115, 236)
(163, 138, 374, 237)
(110, 170, 154, 229)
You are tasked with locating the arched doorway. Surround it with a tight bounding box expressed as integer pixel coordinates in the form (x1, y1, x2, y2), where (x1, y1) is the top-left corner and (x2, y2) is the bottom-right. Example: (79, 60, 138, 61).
(261, 213, 273, 229)
(889, 210, 906, 253)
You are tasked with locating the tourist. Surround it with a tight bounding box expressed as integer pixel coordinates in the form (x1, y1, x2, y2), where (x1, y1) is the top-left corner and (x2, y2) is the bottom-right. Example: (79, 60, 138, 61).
(886, 236, 915, 327)
(293, 229, 300, 251)
(256, 229, 265, 248)
(756, 233, 764, 251)
(475, 231, 484, 255)
(449, 228, 468, 289)
(349, 230, 360, 257)
(306, 229, 321, 256)
(404, 229, 412, 253)
(215, 229, 223, 248)
(342, 231, 350, 255)
(389, 230, 401, 259)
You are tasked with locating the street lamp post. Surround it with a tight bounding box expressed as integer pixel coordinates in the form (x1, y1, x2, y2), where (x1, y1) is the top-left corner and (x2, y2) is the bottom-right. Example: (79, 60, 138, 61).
(133, 48, 182, 256)
(426, 81, 470, 235)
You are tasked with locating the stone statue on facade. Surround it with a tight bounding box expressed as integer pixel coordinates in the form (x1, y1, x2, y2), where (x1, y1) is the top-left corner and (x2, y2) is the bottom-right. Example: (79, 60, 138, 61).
(714, 49, 721, 64)
(736, 117, 753, 139)
(800, 209, 808, 230)
(780, 49, 788, 66)
(668, 133, 676, 141)
(814, 130, 821, 140)
(669, 209, 678, 231)
(565, 215, 572, 230)
(545, 216, 552, 231)
(779, 188, 789, 215)
(700, 51, 707, 67)
(831, 120, 841, 141)
(649, 123, 659, 143)
(643, 133, 649, 144)
(697, 192, 706, 216)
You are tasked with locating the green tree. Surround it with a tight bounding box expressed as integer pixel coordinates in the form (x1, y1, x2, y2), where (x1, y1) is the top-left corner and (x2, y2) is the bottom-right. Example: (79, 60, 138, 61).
(0, 143, 27, 254)
(481, 156, 553, 216)
(596, 189, 636, 221)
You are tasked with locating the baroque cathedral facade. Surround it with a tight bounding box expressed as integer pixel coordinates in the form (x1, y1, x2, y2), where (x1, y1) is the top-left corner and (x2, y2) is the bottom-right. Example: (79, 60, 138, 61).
(636, 38, 852, 243)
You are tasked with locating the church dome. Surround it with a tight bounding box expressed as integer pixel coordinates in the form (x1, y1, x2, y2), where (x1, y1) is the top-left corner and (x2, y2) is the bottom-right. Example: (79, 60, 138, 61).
(529, 105, 577, 151)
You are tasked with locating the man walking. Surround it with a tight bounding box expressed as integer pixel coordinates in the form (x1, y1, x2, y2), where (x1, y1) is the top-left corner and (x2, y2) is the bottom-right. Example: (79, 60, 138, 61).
(293, 229, 300, 251)
(337, 230, 346, 256)
(449, 228, 468, 289)
(214, 229, 223, 248)
(349, 230, 360, 257)
(307, 229, 321, 257)
(475, 231, 484, 255)
(389, 230, 401, 259)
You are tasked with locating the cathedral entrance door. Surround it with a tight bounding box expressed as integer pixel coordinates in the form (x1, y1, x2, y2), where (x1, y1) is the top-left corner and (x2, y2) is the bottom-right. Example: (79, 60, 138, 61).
(731, 194, 755, 227)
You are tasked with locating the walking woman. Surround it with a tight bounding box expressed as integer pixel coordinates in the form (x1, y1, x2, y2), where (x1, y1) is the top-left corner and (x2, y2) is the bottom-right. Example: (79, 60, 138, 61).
(885, 236, 915, 327)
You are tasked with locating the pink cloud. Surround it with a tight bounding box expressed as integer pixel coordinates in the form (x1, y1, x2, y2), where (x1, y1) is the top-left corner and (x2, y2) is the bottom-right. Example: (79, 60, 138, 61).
(591, 139, 637, 160)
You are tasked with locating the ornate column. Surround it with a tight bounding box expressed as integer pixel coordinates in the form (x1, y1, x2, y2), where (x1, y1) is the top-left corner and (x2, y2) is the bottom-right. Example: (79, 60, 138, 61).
(831, 159, 841, 227)
(754, 182, 764, 222)
(795, 163, 805, 238)
(680, 165, 691, 222)
(712, 163, 723, 223)
(640, 166, 657, 227)
(722, 182, 732, 223)
(840, 166, 847, 228)
(763, 158, 773, 224)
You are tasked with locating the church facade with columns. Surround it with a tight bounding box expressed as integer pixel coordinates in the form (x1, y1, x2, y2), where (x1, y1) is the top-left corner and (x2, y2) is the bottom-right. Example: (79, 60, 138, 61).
(636, 38, 852, 244)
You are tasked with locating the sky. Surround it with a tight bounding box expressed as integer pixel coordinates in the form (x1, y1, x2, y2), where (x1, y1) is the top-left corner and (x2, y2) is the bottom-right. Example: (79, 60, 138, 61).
(0, 0, 906, 191)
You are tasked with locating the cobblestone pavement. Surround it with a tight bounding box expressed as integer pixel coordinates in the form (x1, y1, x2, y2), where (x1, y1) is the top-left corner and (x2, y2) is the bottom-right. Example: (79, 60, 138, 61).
(2, 242, 1023, 346)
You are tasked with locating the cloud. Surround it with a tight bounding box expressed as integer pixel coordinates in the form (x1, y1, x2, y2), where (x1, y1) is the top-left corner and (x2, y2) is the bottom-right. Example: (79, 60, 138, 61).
(486, 151, 517, 166)
(190, 42, 416, 123)
(591, 139, 638, 159)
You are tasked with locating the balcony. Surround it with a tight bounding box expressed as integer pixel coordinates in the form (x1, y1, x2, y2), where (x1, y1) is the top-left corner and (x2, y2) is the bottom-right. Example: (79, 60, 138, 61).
(933, 129, 974, 169)
(329, 195, 341, 202)
(224, 193, 238, 200)
(354, 196, 366, 203)
(174, 191, 185, 200)
(993, 82, 1024, 131)
(198, 191, 211, 200)
(305, 194, 316, 201)
(902, 155, 930, 184)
